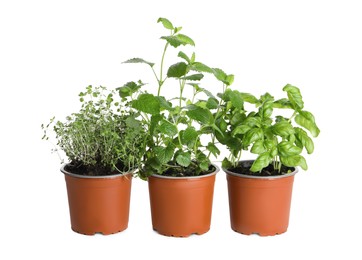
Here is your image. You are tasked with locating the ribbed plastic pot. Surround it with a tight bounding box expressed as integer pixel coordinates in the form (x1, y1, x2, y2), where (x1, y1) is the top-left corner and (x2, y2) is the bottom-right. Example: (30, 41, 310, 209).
(223, 160, 297, 236)
(148, 165, 219, 237)
(61, 164, 132, 235)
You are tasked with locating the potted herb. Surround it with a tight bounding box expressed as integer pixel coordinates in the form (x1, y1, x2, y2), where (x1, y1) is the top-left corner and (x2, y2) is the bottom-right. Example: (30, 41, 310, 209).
(217, 84, 320, 236)
(121, 18, 234, 237)
(42, 85, 146, 235)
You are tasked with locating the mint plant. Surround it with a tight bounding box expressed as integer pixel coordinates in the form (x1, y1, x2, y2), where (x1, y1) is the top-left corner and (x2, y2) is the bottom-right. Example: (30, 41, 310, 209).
(218, 84, 320, 174)
(121, 18, 234, 177)
(42, 85, 147, 176)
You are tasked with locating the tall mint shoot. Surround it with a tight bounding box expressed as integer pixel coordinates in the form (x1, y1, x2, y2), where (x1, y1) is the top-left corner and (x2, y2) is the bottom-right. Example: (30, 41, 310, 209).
(42, 85, 147, 176)
(219, 84, 320, 173)
(121, 18, 234, 177)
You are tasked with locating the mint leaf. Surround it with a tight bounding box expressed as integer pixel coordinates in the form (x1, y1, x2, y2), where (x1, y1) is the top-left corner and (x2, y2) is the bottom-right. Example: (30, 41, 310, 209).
(181, 73, 204, 81)
(132, 93, 160, 115)
(167, 62, 188, 78)
(178, 51, 191, 63)
(186, 104, 214, 125)
(176, 152, 191, 167)
(157, 17, 174, 30)
(159, 120, 178, 137)
(176, 34, 195, 46)
(122, 58, 154, 67)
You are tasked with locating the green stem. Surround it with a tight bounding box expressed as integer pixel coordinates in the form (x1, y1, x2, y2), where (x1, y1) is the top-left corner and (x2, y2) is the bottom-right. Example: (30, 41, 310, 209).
(288, 111, 297, 122)
(158, 42, 169, 96)
(179, 79, 185, 108)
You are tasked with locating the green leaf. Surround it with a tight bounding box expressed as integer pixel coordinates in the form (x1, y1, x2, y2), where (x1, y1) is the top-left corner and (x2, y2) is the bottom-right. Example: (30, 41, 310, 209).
(178, 51, 190, 63)
(230, 112, 246, 126)
(240, 93, 259, 104)
(199, 161, 210, 171)
(222, 157, 233, 169)
(273, 98, 293, 109)
(212, 68, 234, 85)
(272, 121, 295, 137)
(243, 128, 264, 146)
(157, 17, 174, 30)
(132, 93, 160, 115)
(181, 127, 198, 147)
(226, 89, 244, 109)
(161, 35, 194, 48)
(176, 152, 191, 167)
(125, 116, 141, 129)
(181, 73, 204, 81)
(123, 58, 154, 67)
(219, 118, 227, 132)
(295, 127, 314, 154)
(154, 146, 174, 164)
(148, 157, 162, 172)
(260, 100, 273, 118)
(295, 110, 320, 137)
(250, 140, 267, 154)
(156, 96, 174, 111)
(150, 114, 162, 135)
(186, 105, 214, 124)
(206, 97, 218, 109)
(280, 155, 307, 170)
(250, 152, 271, 172)
(191, 52, 196, 63)
(283, 84, 304, 110)
(167, 62, 188, 78)
(232, 124, 250, 136)
(207, 142, 220, 157)
(199, 88, 216, 99)
(117, 81, 143, 98)
(277, 141, 302, 157)
(159, 120, 178, 137)
(174, 26, 182, 33)
(191, 62, 213, 73)
(161, 36, 184, 48)
(244, 116, 262, 127)
(176, 34, 195, 46)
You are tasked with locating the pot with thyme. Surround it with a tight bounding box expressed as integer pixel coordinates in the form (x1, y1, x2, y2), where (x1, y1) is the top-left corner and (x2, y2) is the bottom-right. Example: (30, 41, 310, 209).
(42, 85, 146, 235)
(216, 84, 320, 236)
(121, 18, 234, 237)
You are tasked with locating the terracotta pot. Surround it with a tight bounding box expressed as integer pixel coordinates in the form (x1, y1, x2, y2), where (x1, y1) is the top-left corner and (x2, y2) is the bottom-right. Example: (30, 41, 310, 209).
(148, 165, 219, 237)
(61, 164, 132, 235)
(224, 160, 298, 236)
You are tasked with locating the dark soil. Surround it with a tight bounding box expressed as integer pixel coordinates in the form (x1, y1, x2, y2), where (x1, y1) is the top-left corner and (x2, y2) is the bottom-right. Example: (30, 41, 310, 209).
(161, 164, 216, 177)
(228, 161, 295, 177)
(64, 161, 125, 176)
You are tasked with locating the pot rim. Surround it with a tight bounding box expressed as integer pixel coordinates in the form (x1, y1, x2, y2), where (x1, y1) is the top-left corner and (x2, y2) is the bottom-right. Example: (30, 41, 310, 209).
(60, 163, 133, 179)
(150, 163, 220, 180)
(222, 160, 298, 180)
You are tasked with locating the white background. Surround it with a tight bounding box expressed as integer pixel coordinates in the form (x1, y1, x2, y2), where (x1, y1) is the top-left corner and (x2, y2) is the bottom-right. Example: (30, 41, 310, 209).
(1, 0, 361, 259)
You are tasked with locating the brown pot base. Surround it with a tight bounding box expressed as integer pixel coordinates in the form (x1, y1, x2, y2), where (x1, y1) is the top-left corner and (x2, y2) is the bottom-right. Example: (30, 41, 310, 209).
(61, 165, 132, 236)
(153, 227, 210, 237)
(148, 165, 219, 237)
(232, 228, 287, 236)
(224, 161, 297, 237)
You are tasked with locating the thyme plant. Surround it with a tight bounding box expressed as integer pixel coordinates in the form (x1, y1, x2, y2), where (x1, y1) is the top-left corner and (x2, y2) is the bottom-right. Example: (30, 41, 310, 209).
(42, 85, 147, 176)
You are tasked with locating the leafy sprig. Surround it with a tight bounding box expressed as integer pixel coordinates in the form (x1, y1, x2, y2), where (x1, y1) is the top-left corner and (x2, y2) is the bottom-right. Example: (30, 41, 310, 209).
(122, 18, 234, 177)
(42, 85, 147, 175)
(219, 84, 320, 173)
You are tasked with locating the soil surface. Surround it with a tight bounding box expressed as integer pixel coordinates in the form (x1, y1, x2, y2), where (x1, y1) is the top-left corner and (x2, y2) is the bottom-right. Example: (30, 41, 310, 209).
(228, 161, 295, 177)
(64, 161, 125, 176)
(161, 164, 216, 177)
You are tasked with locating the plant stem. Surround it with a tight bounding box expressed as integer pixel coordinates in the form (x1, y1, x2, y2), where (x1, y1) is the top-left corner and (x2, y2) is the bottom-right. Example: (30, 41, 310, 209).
(158, 42, 169, 96)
